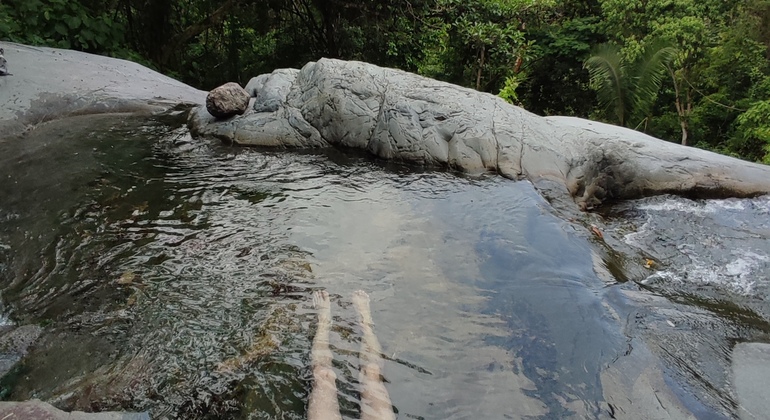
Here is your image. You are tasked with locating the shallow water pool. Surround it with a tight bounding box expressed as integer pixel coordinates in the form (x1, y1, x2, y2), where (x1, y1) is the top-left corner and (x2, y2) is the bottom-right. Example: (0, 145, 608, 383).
(1, 116, 768, 419)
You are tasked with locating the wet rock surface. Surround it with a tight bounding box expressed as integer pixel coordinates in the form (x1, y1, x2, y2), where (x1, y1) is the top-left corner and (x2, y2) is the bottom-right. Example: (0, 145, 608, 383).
(0, 42, 204, 139)
(0, 325, 43, 378)
(0, 399, 148, 419)
(733, 343, 770, 420)
(206, 82, 250, 118)
(190, 58, 770, 207)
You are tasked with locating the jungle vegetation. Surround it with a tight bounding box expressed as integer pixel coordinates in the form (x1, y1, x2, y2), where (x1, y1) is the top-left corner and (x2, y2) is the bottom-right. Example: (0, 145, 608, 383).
(1, 0, 769, 162)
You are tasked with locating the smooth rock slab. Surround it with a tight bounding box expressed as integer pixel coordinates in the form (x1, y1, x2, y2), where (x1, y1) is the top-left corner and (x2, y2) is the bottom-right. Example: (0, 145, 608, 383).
(732, 342, 770, 420)
(206, 82, 250, 118)
(189, 58, 770, 207)
(0, 400, 148, 420)
(0, 42, 204, 139)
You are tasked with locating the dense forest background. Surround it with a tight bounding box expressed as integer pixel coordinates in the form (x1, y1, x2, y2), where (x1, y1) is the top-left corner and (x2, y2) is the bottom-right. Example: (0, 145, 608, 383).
(1, 0, 769, 162)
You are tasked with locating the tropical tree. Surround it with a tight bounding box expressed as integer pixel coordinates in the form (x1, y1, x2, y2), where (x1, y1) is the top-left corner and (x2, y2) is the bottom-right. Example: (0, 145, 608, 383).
(584, 41, 676, 129)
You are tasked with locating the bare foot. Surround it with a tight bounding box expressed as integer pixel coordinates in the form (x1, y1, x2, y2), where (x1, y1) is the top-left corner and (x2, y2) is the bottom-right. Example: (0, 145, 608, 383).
(313, 290, 331, 323)
(351, 290, 374, 327)
(312, 290, 333, 368)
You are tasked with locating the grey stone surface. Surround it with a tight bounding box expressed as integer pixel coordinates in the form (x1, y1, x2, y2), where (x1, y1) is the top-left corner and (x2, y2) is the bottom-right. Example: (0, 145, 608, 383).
(0, 42, 205, 139)
(732, 342, 770, 420)
(189, 58, 770, 207)
(0, 400, 148, 420)
(1, 41, 768, 206)
(247, 68, 298, 113)
(206, 82, 250, 118)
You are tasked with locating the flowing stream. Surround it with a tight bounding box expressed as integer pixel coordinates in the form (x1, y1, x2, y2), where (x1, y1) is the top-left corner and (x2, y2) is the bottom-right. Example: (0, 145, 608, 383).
(0, 116, 768, 419)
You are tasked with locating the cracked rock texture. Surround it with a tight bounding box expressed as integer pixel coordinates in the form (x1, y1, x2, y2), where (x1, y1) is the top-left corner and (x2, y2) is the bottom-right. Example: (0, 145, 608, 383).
(189, 58, 770, 207)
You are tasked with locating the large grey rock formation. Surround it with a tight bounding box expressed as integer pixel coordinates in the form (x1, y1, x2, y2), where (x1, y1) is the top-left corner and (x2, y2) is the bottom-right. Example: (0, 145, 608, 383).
(0, 42, 205, 139)
(1, 40, 768, 207)
(189, 58, 770, 208)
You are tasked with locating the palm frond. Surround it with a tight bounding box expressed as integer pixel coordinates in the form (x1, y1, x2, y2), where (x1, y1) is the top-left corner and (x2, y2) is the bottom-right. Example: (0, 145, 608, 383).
(630, 40, 678, 124)
(584, 43, 628, 126)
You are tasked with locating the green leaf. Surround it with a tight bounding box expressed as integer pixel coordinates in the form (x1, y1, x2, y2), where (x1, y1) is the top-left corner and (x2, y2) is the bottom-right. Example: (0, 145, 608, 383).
(584, 43, 628, 126)
(66, 15, 81, 30)
(54, 23, 68, 36)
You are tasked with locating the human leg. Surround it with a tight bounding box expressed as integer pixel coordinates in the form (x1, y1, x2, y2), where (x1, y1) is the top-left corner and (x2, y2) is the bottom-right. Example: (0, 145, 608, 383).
(352, 290, 395, 420)
(308, 290, 342, 420)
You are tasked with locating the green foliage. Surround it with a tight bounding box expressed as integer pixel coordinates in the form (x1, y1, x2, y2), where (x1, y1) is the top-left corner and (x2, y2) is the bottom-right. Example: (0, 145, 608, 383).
(584, 44, 628, 125)
(519, 1, 604, 117)
(735, 99, 770, 163)
(0, 0, 124, 53)
(498, 75, 523, 104)
(412, 0, 556, 92)
(593, 0, 770, 153)
(584, 41, 676, 127)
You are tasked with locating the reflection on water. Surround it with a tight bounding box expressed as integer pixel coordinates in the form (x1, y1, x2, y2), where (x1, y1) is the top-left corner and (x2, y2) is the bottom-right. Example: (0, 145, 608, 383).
(0, 117, 767, 419)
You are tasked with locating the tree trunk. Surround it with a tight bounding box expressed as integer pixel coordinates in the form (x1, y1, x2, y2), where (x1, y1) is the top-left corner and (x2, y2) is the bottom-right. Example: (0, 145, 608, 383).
(314, 0, 341, 57)
(679, 118, 689, 146)
(476, 45, 486, 91)
(669, 66, 691, 146)
(159, 0, 240, 67)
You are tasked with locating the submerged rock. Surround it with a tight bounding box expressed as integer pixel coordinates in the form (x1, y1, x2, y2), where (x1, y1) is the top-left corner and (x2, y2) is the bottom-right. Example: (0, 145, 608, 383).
(0, 399, 148, 419)
(189, 59, 770, 207)
(0, 325, 43, 378)
(206, 82, 250, 118)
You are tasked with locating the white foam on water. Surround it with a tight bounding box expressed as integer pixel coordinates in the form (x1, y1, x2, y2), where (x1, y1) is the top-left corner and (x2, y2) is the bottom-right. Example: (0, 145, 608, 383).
(622, 213, 652, 248)
(643, 252, 769, 295)
(639, 197, 749, 215)
(704, 198, 746, 212)
(641, 270, 682, 286)
(638, 200, 706, 214)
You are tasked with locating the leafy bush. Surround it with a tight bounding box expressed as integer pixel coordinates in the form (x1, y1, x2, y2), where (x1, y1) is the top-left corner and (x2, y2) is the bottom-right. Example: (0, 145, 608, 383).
(0, 0, 124, 53)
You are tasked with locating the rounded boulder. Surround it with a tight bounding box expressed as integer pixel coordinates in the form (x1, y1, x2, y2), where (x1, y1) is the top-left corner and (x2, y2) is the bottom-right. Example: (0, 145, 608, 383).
(206, 82, 250, 119)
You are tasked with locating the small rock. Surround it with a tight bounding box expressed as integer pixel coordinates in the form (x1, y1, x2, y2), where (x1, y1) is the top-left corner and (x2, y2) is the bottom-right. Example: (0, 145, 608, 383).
(116, 271, 137, 285)
(206, 82, 250, 119)
(0, 48, 11, 76)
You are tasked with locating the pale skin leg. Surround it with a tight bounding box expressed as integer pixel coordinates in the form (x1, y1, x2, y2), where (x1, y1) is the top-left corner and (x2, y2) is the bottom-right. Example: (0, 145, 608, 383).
(352, 290, 396, 420)
(308, 290, 343, 420)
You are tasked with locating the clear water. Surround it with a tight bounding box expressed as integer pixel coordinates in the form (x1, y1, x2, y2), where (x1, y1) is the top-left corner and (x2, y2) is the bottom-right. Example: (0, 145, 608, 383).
(0, 116, 769, 419)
